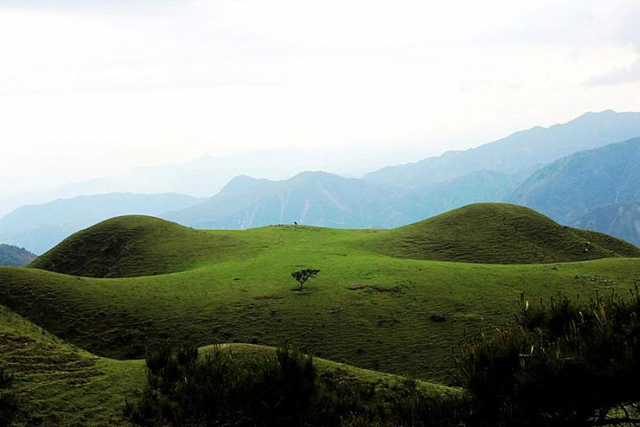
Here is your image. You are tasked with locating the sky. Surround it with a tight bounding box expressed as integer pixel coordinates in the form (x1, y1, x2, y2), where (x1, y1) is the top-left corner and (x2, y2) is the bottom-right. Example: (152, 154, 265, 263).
(1, 0, 640, 192)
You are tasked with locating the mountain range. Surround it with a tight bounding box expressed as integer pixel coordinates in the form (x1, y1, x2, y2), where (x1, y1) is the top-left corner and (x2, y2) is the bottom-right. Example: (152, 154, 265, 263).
(2, 110, 640, 253)
(364, 110, 640, 188)
(510, 137, 640, 245)
(0, 244, 36, 267)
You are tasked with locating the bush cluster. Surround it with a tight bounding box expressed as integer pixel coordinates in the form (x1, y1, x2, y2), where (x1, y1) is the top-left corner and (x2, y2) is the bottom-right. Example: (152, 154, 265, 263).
(125, 344, 463, 426)
(0, 366, 19, 426)
(126, 285, 640, 426)
(458, 286, 640, 426)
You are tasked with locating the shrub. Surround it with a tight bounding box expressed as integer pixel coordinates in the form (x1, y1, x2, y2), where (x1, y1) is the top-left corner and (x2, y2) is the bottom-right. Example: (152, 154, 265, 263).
(125, 344, 466, 426)
(0, 366, 19, 426)
(458, 286, 640, 427)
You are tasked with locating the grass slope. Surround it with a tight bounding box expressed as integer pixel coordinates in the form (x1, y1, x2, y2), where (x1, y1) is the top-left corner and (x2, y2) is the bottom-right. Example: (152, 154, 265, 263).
(363, 204, 640, 264)
(2, 204, 639, 384)
(0, 305, 144, 426)
(30, 215, 254, 278)
(0, 305, 456, 426)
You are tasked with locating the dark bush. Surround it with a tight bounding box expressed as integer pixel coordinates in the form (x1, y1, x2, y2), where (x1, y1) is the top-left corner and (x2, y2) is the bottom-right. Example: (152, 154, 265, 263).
(458, 286, 640, 427)
(125, 344, 465, 426)
(0, 366, 19, 426)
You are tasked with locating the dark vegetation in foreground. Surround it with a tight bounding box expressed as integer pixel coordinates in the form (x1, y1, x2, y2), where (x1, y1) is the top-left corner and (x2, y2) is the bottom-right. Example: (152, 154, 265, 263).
(0, 367, 19, 426)
(124, 345, 463, 427)
(126, 286, 640, 427)
(460, 285, 640, 427)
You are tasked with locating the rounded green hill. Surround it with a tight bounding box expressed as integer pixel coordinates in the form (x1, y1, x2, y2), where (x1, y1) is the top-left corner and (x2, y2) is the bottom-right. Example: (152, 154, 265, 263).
(32, 204, 640, 279)
(362, 203, 640, 264)
(30, 215, 250, 278)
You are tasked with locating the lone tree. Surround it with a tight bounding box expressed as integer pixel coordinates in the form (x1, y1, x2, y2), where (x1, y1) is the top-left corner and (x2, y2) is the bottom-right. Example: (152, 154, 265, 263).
(291, 268, 320, 290)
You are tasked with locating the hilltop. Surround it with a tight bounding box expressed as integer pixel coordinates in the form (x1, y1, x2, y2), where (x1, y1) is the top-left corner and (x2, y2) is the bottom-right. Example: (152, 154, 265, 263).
(363, 203, 640, 264)
(34, 204, 638, 279)
(0, 192, 204, 254)
(31, 215, 250, 278)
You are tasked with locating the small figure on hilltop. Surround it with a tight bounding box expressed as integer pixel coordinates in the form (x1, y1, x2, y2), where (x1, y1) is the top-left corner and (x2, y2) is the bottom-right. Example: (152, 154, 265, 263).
(294, 221, 298, 225)
(291, 268, 320, 291)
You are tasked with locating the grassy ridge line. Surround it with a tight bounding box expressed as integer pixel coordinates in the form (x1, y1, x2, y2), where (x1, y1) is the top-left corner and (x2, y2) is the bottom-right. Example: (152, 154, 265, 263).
(201, 343, 461, 397)
(29, 215, 261, 278)
(0, 306, 458, 426)
(363, 203, 640, 263)
(3, 255, 639, 383)
(30, 204, 640, 281)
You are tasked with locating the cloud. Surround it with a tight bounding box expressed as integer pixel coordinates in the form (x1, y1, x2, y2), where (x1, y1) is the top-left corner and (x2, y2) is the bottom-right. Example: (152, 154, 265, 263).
(587, 60, 640, 86)
(1, 0, 640, 187)
(586, 0, 640, 86)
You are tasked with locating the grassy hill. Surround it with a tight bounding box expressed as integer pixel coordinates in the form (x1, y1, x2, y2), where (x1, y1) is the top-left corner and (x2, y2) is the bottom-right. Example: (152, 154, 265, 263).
(0, 305, 144, 426)
(363, 203, 640, 264)
(0, 192, 204, 255)
(0, 305, 457, 426)
(30, 215, 252, 278)
(1, 204, 639, 385)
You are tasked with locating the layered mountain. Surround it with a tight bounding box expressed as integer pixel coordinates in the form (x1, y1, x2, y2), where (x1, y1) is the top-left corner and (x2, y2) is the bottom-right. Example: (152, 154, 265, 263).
(4, 111, 640, 250)
(164, 172, 408, 229)
(364, 110, 640, 189)
(401, 170, 520, 223)
(164, 169, 524, 231)
(572, 204, 640, 247)
(0, 244, 37, 267)
(509, 137, 640, 245)
(0, 192, 204, 254)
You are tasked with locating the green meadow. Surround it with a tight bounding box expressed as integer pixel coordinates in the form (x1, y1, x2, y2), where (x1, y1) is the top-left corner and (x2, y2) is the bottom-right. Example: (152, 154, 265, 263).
(0, 305, 459, 425)
(1, 203, 638, 386)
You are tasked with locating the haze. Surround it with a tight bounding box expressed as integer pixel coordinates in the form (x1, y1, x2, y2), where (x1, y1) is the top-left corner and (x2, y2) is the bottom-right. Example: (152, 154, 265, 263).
(1, 0, 640, 193)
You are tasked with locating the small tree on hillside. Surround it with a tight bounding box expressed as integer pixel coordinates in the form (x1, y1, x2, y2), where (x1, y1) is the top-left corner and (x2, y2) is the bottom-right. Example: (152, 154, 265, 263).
(291, 268, 320, 291)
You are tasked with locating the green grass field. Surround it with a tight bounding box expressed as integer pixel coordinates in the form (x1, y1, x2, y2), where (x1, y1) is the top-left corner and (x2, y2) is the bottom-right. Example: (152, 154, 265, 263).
(1, 203, 638, 388)
(0, 305, 458, 426)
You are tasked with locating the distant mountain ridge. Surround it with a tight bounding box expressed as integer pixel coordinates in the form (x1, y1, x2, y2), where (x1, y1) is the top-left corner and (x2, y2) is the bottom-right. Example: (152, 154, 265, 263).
(572, 204, 640, 247)
(364, 110, 640, 189)
(3, 110, 640, 251)
(509, 137, 640, 245)
(0, 244, 36, 267)
(164, 170, 526, 231)
(164, 171, 408, 229)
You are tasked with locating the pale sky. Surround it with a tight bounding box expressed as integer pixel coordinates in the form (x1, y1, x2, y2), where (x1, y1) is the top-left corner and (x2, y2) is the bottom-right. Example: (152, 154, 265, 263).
(1, 0, 640, 189)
